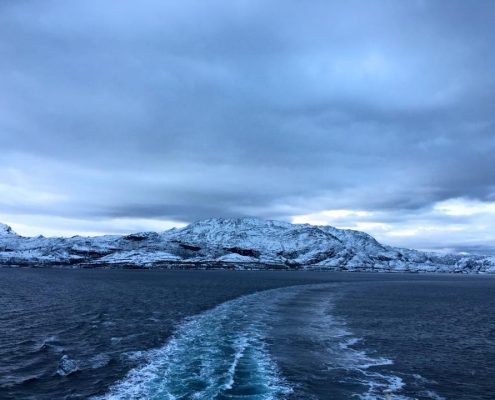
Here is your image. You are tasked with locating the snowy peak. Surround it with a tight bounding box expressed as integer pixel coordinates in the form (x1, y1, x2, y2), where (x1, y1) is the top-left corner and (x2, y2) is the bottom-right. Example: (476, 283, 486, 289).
(0, 223, 16, 237)
(164, 217, 344, 259)
(179, 217, 294, 233)
(0, 217, 494, 273)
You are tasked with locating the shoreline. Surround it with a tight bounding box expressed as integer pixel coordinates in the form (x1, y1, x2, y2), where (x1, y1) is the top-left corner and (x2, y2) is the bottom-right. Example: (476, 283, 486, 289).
(0, 262, 489, 274)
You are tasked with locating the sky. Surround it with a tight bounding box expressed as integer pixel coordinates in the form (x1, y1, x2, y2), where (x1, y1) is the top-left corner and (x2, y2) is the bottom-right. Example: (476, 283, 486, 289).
(0, 0, 494, 254)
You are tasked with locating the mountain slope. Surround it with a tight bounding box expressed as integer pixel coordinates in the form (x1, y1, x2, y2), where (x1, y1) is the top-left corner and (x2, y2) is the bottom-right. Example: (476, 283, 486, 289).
(0, 218, 494, 273)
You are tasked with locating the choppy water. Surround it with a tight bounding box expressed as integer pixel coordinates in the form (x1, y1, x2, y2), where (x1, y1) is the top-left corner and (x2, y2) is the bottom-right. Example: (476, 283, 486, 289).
(0, 269, 494, 399)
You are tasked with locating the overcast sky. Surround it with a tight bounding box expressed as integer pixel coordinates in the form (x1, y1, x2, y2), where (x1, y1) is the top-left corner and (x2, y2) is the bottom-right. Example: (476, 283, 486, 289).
(1, 0, 494, 253)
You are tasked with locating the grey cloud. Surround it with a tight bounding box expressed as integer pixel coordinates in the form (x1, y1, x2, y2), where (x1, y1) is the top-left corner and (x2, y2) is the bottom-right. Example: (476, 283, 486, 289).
(0, 0, 494, 246)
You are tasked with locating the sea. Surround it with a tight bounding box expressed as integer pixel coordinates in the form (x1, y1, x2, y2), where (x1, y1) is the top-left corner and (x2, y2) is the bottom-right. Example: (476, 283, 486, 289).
(0, 268, 494, 399)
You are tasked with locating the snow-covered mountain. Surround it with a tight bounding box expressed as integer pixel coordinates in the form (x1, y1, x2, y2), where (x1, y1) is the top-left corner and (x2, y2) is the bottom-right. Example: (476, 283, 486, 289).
(0, 218, 494, 273)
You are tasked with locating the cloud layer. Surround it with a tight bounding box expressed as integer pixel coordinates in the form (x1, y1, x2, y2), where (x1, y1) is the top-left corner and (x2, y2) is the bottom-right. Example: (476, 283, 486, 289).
(0, 0, 494, 252)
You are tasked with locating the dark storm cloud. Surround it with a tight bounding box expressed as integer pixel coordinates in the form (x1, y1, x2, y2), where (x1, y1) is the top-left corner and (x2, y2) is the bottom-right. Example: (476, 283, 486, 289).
(1, 0, 495, 245)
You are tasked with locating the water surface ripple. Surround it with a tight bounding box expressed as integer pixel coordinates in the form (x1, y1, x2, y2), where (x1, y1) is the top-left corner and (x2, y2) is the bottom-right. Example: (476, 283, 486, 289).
(1, 269, 494, 399)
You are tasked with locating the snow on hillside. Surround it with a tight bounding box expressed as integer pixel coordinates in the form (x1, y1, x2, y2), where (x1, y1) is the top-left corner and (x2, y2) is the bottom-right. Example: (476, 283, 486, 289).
(0, 218, 493, 273)
(0, 223, 15, 236)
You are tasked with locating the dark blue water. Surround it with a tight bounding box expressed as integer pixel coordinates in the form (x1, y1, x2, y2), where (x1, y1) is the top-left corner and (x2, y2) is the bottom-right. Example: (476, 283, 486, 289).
(0, 269, 494, 399)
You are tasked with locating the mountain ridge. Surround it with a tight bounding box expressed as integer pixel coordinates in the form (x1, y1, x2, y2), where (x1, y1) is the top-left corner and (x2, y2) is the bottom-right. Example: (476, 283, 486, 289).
(0, 217, 494, 273)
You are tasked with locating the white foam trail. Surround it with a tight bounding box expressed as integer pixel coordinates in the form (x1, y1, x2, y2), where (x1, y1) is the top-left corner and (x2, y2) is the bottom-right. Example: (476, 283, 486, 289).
(320, 310, 409, 399)
(95, 284, 443, 400)
(94, 287, 294, 400)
